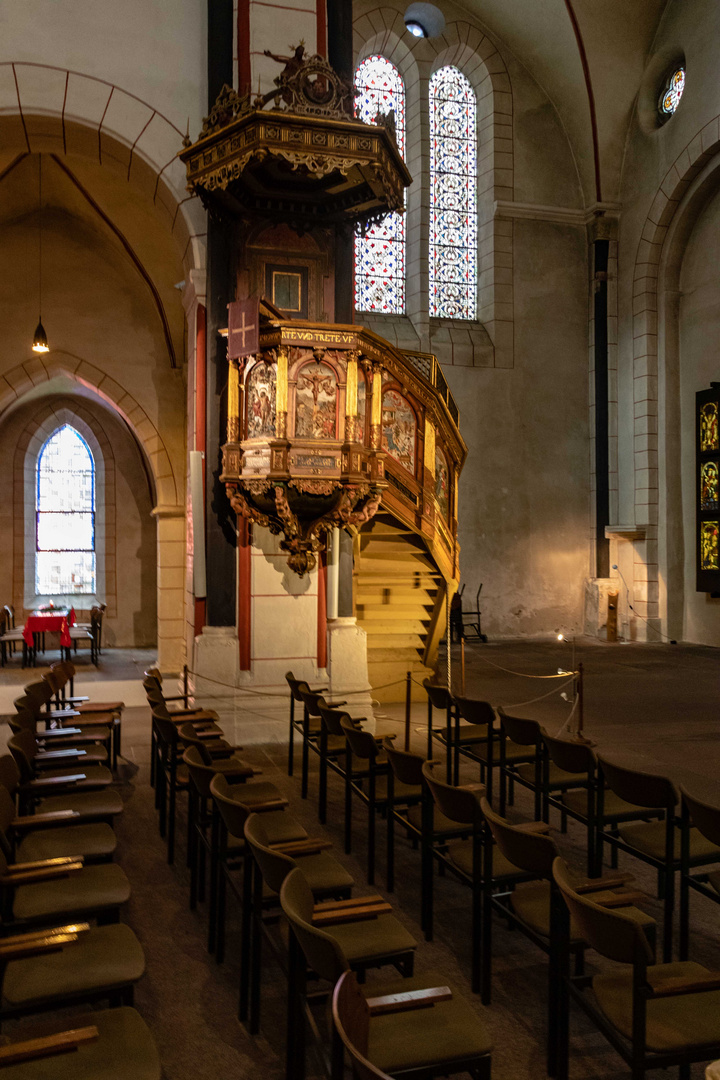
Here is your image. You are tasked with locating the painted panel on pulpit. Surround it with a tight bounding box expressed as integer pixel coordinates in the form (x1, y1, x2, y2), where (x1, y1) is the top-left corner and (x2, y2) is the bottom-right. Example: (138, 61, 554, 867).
(701, 521, 719, 571)
(357, 376, 367, 438)
(382, 390, 416, 474)
(701, 461, 719, 511)
(295, 362, 338, 439)
(435, 446, 450, 519)
(246, 361, 276, 438)
(701, 402, 718, 451)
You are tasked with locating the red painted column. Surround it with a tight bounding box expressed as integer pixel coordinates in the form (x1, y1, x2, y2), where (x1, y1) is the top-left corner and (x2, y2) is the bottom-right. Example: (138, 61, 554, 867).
(237, 0, 251, 92)
(317, 551, 327, 669)
(316, 0, 327, 56)
(194, 304, 207, 637)
(238, 520, 252, 670)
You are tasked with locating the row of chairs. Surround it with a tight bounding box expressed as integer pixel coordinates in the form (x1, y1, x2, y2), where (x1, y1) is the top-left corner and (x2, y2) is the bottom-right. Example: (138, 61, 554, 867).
(142, 667, 495, 1080)
(284, 673, 720, 1079)
(0, 671, 162, 1076)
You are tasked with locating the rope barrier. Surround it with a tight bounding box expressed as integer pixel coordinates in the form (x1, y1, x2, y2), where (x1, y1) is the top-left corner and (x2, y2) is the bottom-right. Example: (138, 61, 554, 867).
(185, 667, 408, 700)
(471, 653, 577, 680)
(503, 676, 576, 710)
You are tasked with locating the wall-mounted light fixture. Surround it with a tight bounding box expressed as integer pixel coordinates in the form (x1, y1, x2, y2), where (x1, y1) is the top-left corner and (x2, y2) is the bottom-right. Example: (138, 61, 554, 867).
(404, 2, 445, 39)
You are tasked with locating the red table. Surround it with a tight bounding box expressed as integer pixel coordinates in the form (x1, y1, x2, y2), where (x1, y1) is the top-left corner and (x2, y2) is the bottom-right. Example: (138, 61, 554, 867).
(23, 608, 76, 649)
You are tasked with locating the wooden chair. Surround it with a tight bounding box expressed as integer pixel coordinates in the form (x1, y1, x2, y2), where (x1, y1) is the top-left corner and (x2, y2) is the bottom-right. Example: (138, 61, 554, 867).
(7, 729, 115, 798)
(597, 755, 720, 961)
(421, 760, 530, 1001)
(553, 854, 720, 1080)
(243, 811, 354, 1034)
(481, 795, 655, 1076)
(422, 679, 457, 782)
(209, 772, 307, 966)
(0, 782, 116, 866)
(316, 703, 355, 825)
(679, 785, 720, 961)
(0, 609, 25, 666)
(0, 1007, 161, 1079)
(0, 920, 144, 1021)
(341, 718, 399, 885)
(280, 867, 417, 1080)
(0, 752, 123, 827)
(332, 968, 492, 1080)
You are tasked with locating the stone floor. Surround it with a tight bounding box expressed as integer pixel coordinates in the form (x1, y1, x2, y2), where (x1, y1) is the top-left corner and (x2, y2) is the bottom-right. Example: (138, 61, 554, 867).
(0, 638, 718, 1079)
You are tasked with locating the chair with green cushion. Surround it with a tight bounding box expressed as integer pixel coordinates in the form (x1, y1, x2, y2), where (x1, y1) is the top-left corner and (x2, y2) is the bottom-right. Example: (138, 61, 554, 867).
(9, 719, 111, 782)
(451, 696, 494, 782)
(316, 703, 357, 826)
(553, 854, 720, 1080)
(495, 710, 545, 818)
(0, 844, 130, 930)
(146, 684, 222, 792)
(0, 920, 144, 1020)
(341, 718, 402, 886)
(597, 755, 720, 962)
(15, 688, 114, 765)
(209, 772, 308, 965)
(285, 671, 329, 781)
(679, 785, 720, 961)
(381, 739, 425, 895)
(7, 731, 118, 804)
(0, 785, 116, 866)
(182, 745, 256, 926)
(40, 671, 121, 768)
(243, 812, 354, 1033)
(481, 794, 656, 1076)
(541, 730, 598, 873)
(422, 679, 457, 782)
(333, 968, 492, 1080)
(297, 686, 347, 801)
(422, 760, 530, 1001)
(280, 867, 417, 1080)
(0, 753, 123, 826)
(0, 1006, 160, 1080)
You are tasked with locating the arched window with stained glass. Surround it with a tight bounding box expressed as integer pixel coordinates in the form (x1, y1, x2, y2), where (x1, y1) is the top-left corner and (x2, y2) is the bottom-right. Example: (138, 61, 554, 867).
(354, 55, 406, 315)
(429, 66, 477, 320)
(35, 425, 96, 595)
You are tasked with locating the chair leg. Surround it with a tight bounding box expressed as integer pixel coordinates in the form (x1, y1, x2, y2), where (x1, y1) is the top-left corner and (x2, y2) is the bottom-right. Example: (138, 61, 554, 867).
(344, 758, 353, 854)
(319, 734, 327, 825)
(249, 859, 263, 1035)
(288, 698, 294, 777)
(367, 773, 376, 885)
(386, 800, 394, 892)
(301, 712, 310, 799)
(239, 849, 253, 1021)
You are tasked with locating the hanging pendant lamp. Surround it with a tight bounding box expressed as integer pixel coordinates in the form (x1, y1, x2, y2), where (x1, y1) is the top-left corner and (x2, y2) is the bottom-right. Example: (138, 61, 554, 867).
(32, 155, 49, 353)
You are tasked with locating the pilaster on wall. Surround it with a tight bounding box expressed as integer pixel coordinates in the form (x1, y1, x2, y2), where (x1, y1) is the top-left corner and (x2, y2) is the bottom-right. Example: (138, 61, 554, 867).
(353, 10, 514, 368)
(154, 505, 186, 672)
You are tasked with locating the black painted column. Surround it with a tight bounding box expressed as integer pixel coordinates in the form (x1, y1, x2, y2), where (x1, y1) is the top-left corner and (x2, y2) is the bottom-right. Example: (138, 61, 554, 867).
(205, 0, 237, 626)
(593, 237, 610, 578)
(328, 0, 354, 323)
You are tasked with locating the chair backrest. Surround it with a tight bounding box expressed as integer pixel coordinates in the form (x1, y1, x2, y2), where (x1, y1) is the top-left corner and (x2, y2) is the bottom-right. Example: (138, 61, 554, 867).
(7, 731, 38, 781)
(182, 746, 217, 797)
(4, 605, 14, 628)
(680, 786, 720, 848)
(383, 740, 425, 787)
(455, 697, 494, 727)
(280, 867, 348, 984)
(42, 670, 64, 699)
(0, 787, 16, 853)
(341, 717, 379, 762)
(298, 687, 330, 718)
(497, 708, 541, 748)
(597, 755, 677, 810)
(318, 704, 358, 737)
(332, 970, 390, 1080)
(244, 812, 298, 894)
(423, 679, 454, 711)
(178, 724, 214, 764)
(286, 672, 310, 703)
(9, 704, 35, 736)
(481, 797, 558, 878)
(552, 856, 653, 966)
(542, 730, 595, 775)
(0, 755, 21, 797)
(210, 773, 254, 838)
(151, 707, 180, 747)
(421, 761, 481, 825)
(22, 682, 50, 714)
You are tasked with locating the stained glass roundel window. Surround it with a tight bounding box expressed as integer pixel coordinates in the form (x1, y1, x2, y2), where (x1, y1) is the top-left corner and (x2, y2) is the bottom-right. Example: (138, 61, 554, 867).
(660, 67, 685, 117)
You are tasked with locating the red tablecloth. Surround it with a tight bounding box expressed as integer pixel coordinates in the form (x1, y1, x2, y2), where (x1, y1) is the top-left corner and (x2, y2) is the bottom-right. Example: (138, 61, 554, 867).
(23, 608, 76, 648)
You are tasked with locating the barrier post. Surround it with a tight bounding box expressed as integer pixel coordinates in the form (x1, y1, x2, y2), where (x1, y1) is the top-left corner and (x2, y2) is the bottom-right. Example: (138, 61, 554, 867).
(404, 671, 412, 751)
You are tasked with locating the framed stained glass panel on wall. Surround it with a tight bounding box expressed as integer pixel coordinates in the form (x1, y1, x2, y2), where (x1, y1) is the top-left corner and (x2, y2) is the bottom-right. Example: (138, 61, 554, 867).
(696, 386, 720, 592)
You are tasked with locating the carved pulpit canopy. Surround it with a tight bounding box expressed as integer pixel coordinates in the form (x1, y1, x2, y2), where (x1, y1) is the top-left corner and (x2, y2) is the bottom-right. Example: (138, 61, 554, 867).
(179, 46, 412, 230)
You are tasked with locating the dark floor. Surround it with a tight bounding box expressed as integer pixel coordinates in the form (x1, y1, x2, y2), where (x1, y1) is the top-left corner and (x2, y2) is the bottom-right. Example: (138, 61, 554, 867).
(1, 639, 718, 1079)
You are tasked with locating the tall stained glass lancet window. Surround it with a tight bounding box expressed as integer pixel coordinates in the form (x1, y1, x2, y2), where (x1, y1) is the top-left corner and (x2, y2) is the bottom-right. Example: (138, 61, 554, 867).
(36, 425, 96, 595)
(429, 66, 478, 320)
(696, 386, 720, 593)
(354, 56, 406, 314)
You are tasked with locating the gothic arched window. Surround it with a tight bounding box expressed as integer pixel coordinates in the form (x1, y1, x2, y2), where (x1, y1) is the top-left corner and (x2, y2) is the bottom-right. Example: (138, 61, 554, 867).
(429, 66, 477, 320)
(36, 425, 96, 595)
(354, 55, 406, 315)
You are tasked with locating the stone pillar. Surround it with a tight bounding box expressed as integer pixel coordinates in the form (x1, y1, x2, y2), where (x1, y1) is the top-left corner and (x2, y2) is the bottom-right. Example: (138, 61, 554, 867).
(153, 505, 187, 673)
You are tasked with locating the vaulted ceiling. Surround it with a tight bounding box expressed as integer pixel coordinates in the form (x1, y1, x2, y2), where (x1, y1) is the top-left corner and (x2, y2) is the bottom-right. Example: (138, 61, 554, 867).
(458, 0, 671, 204)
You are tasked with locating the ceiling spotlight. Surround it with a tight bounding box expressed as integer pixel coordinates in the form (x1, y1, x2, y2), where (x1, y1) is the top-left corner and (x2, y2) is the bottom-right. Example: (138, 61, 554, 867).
(404, 3, 445, 39)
